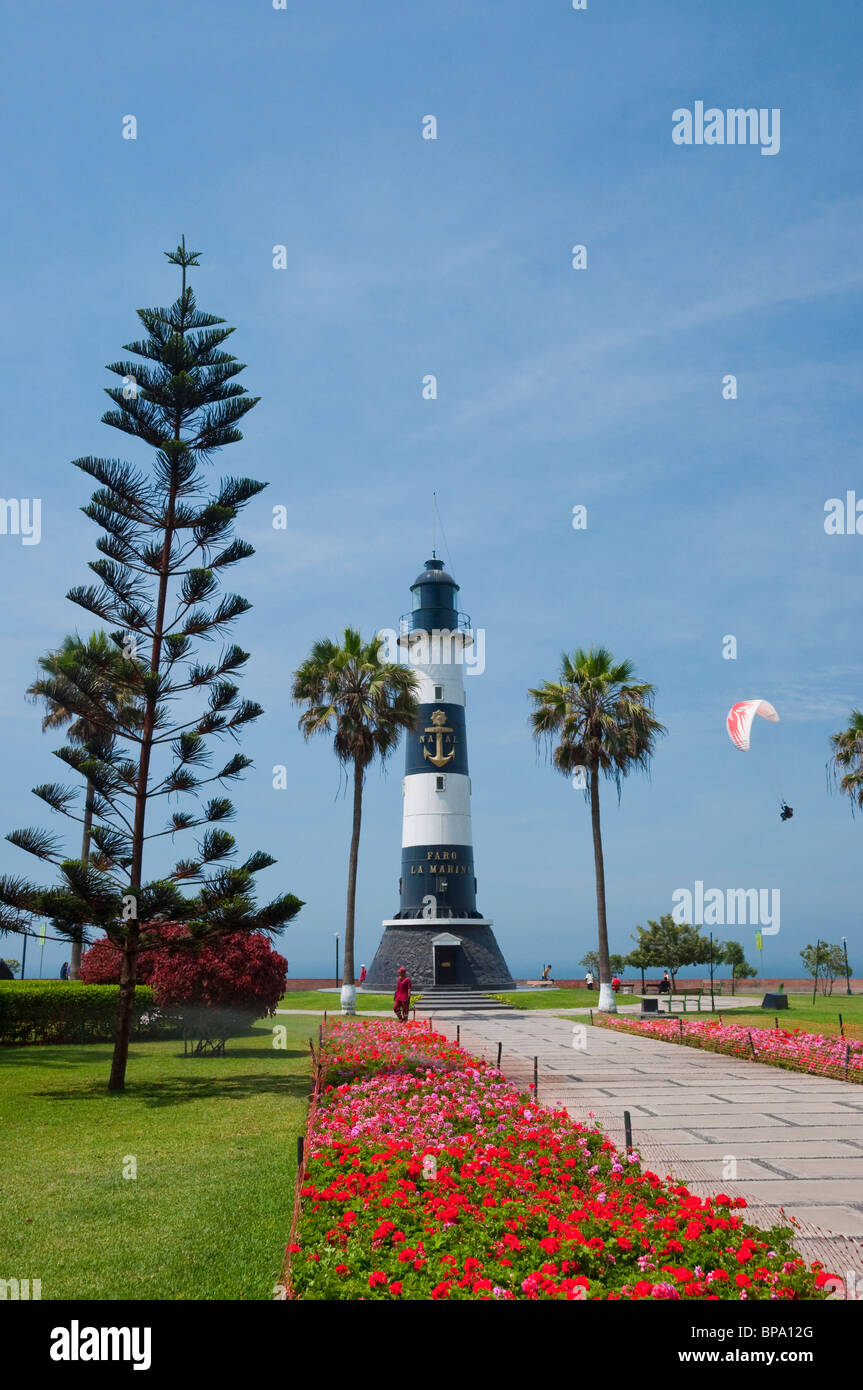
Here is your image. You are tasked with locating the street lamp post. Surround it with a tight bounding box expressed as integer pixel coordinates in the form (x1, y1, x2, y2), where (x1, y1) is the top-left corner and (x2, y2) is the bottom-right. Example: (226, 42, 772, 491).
(334, 933, 340, 991)
(842, 936, 852, 996)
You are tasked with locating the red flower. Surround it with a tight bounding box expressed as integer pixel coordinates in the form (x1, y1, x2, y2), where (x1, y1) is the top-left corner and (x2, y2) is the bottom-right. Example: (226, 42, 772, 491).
(368, 1271, 388, 1289)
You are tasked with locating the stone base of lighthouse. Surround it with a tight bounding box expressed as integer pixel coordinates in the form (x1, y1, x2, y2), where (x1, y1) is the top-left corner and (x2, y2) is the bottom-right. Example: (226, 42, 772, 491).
(365, 920, 515, 991)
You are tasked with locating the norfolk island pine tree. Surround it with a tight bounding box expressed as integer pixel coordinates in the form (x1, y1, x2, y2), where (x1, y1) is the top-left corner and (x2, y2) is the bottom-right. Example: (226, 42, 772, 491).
(529, 648, 665, 1013)
(0, 239, 302, 1090)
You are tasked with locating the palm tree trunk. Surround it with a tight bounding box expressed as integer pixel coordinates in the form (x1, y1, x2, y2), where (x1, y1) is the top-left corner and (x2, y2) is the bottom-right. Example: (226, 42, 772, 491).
(589, 766, 616, 1013)
(341, 760, 363, 1014)
(71, 780, 95, 981)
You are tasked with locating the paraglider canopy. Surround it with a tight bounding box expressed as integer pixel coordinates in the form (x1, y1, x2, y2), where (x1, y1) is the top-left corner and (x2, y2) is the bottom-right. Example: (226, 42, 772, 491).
(726, 699, 779, 751)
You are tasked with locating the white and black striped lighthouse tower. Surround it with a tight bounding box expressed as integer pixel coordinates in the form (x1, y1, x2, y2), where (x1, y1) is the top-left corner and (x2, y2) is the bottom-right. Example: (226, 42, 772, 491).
(366, 557, 514, 991)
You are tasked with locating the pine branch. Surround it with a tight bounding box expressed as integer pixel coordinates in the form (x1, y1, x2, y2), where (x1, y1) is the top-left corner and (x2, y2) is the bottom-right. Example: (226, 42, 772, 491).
(6, 828, 65, 862)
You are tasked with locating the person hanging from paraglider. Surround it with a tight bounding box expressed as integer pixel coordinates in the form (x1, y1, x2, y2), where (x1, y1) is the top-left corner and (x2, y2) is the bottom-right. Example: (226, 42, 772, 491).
(727, 700, 794, 823)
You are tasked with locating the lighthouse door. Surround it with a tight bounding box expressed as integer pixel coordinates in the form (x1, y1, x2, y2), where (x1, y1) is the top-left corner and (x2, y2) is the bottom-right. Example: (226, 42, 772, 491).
(434, 949, 456, 986)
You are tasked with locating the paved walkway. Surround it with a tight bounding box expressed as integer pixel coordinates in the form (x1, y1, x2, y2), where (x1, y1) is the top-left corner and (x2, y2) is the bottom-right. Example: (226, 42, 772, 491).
(420, 1008, 863, 1264)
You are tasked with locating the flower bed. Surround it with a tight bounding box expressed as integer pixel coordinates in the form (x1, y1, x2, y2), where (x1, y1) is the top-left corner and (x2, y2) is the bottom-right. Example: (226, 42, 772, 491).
(592, 1014, 863, 1084)
(288, 1019, 821, 1300)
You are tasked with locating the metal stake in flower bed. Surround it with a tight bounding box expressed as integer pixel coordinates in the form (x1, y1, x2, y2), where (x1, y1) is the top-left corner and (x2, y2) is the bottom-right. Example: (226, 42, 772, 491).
(534, 1055, 538, 1101)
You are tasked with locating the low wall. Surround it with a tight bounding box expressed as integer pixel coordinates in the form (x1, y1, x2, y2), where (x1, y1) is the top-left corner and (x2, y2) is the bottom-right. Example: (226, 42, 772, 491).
(283, 977, 862, 992)
(517, 977, 863, 992)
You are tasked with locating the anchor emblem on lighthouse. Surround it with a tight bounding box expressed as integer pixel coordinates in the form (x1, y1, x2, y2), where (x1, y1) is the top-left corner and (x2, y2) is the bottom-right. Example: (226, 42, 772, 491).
(422, 709, 456, 768)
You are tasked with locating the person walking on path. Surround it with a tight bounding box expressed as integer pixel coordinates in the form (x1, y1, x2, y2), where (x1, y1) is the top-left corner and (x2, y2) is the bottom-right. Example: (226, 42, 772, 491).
(60, 961, 70, 980)
(358, 964, 367, 986)
(585, 968, 594, 990)
(393, 966, 411, 1022)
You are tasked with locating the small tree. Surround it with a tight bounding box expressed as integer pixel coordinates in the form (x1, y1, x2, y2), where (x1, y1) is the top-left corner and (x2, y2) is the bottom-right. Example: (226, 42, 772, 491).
(625, 941, 652, 992)
(580, 950, 600, 978)
(1, 959, 21, 978)
(722, 940, 757, 995)
(581, 950, 625, 980)
(631, 915, 713, 987)
(801, 942, 846, 997)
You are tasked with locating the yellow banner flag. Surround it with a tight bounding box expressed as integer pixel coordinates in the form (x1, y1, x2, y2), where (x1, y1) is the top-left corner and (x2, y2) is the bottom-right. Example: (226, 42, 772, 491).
(755, 933, 763, 951)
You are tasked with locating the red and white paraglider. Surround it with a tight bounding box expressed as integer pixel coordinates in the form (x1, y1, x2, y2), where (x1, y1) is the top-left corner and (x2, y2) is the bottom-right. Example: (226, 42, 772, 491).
(726, 700, 793, 820)
(726, 699, 779, 751)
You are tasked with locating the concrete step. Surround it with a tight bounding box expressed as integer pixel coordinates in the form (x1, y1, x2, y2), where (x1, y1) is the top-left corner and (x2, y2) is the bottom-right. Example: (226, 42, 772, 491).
(418, 990, 513, 1012)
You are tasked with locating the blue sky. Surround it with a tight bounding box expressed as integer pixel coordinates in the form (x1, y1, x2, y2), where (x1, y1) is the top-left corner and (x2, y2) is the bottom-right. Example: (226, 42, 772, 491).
(1, 0, 862, 980)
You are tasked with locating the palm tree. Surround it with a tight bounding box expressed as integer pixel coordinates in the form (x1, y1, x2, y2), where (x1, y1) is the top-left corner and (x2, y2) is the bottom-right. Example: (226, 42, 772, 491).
(830, 710, 863, 811)
(292, 629, 419, 1014)
(529, 648, 665, 1012)
(27, 631, 137, 978)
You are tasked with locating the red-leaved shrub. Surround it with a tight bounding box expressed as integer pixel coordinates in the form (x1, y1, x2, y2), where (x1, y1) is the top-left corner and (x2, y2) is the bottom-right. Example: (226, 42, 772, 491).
(81, 923, 287, 1020)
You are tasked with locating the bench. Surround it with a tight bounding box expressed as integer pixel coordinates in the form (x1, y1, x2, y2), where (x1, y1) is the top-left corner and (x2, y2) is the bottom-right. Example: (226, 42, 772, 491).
(640, 984, 721, 1016)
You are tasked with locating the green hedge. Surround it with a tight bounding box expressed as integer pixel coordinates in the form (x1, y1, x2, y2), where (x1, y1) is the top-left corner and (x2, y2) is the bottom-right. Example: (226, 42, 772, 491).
(0, 981, 180, 1045)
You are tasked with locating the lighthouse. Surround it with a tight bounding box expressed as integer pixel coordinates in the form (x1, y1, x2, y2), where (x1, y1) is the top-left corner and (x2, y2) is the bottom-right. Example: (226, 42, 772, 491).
(365, 557, 514, 992)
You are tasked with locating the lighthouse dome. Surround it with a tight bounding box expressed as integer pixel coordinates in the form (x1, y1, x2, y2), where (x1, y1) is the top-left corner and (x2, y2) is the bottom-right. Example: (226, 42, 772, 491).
(410, 557, 459, 591)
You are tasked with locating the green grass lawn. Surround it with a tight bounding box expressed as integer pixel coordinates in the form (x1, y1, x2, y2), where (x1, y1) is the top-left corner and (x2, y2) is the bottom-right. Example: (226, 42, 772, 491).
(700, 992, 863, 1038)
(492, 988, 609, 1010)
(278, 989, 396, 1012)
(0, 1018, 312, 1300)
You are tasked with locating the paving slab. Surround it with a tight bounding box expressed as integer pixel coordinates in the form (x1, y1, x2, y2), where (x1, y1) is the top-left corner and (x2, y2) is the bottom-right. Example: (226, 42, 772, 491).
(656, 1139, 862, 1160)
(766, 1157, 863, 1177)
(682, 1126, 863, 1145)
(421, 1007, 863, 1249)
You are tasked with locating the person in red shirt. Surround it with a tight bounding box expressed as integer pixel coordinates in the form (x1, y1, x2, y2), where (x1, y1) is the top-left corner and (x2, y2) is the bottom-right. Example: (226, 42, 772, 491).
(611, 976, 621, 993)
(393, 966, 411, 1022)
(358, 964, 367, 985)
